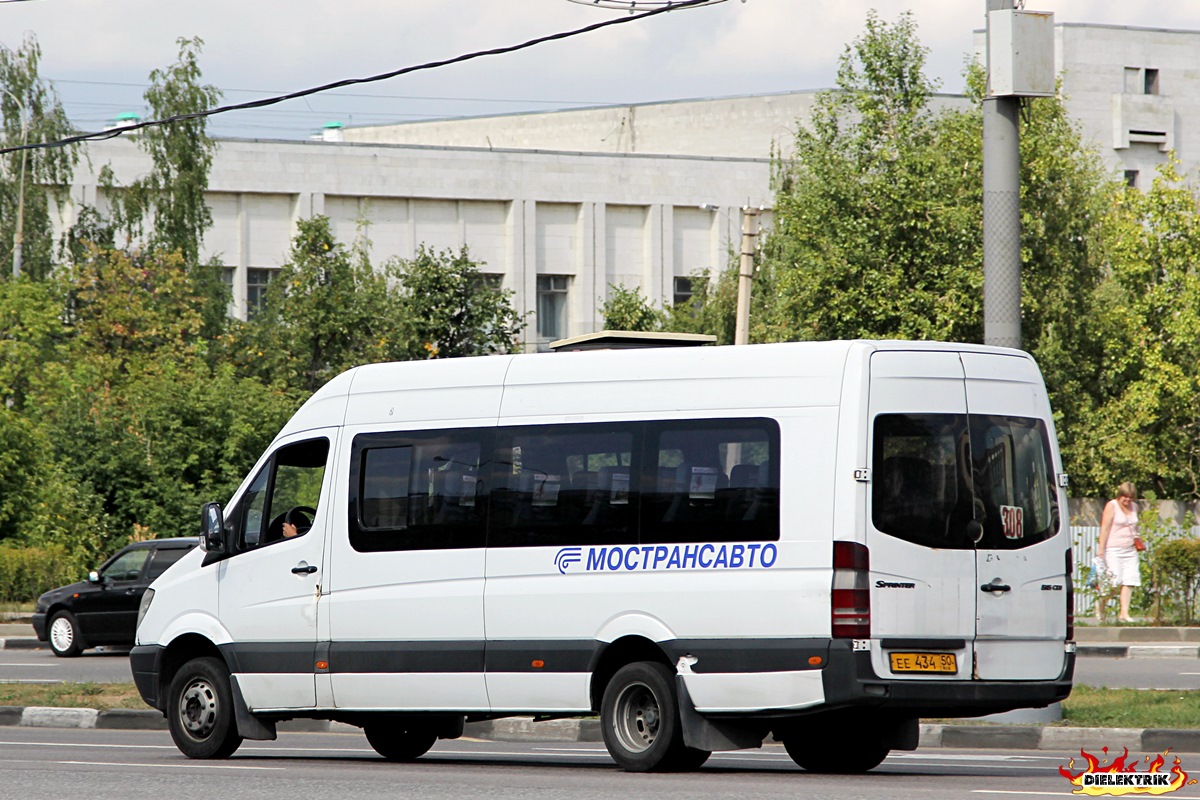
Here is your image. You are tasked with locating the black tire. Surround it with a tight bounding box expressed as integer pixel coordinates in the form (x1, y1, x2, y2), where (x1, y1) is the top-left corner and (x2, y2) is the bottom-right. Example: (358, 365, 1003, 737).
(600, 661, 711, 772)
(166, 656, 243, 759)
(783, 735, 888, 774)
(363, 723, 437, 761)
(47, 611, 83, 657)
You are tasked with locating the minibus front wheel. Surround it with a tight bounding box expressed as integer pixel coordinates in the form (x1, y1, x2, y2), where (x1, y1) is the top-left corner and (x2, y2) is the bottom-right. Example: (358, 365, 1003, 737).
(166, 656, 244, 759)
(601, 661, 711, 772)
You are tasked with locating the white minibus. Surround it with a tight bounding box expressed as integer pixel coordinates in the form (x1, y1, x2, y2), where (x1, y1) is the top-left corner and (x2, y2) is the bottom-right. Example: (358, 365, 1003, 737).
(132, 340, 1074, 773)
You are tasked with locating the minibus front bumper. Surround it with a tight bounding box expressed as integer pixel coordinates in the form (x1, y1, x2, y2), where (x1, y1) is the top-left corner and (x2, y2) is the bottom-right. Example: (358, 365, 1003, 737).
(130, 644, 165, 711)
(819, 639, 1075, 717)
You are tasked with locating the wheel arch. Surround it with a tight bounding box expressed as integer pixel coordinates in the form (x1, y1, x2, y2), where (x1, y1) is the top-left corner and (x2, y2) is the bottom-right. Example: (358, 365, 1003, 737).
(159, 633, 228, 707)
(589, 635, 673, 712)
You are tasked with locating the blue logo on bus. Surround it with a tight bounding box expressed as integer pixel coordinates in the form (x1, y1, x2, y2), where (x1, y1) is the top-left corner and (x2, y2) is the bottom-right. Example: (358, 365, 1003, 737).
(553, 543, 778, 573)
(555, 547, 584, 574)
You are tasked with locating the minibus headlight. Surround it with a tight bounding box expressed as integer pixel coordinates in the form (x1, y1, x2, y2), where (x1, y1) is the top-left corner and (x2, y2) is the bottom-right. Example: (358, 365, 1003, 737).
(136, 588, 155, 636)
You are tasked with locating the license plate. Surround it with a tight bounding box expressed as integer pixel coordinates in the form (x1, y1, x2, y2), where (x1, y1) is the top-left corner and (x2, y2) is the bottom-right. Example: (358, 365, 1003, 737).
(888, 652, 957, 674)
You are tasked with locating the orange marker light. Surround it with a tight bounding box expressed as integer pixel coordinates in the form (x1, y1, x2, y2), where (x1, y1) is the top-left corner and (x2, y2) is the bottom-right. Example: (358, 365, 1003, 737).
(808, 656, 823, 666)
(531, 660, 545, 669)
(315, 661, 329, 670)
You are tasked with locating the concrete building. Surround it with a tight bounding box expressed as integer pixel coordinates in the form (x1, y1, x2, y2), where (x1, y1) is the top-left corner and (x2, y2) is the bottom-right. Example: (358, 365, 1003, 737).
(57, 22, 1200, 347)
(70, 137, 771, 348)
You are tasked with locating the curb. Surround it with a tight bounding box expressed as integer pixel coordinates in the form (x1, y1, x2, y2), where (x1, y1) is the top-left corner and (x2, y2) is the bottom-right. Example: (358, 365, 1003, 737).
(1, 708, 1197, 753)
(0, 638, 45, 651)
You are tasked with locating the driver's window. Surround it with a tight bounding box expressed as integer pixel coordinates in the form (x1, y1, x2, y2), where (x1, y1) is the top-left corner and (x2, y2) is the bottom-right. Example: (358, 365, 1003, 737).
(102, 549, 150, 582)
(237, 437, 330, 550)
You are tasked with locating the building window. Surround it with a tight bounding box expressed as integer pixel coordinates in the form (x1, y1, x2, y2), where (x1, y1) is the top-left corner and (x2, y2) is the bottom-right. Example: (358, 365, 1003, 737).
(476, 273, 504, 291)
(246, 268, 277, 318)
(537, 275, 570, 342)
(1124, 170, 1139, 189)
(1124, 67, 1161, 95)
(1144, 68, 1160, 96)
(673, 276, 694, 307)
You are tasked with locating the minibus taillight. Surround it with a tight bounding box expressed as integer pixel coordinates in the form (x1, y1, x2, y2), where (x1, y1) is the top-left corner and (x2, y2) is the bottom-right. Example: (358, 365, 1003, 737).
(1065, 549, 1074, 642)
(831, 541, 870, 639)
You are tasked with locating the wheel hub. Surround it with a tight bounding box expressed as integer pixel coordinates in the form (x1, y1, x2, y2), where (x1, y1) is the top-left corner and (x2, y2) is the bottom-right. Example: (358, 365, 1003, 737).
(614, 682, 660, 753)
(179, 679, 218, 739)
(50, 617, 73, 652)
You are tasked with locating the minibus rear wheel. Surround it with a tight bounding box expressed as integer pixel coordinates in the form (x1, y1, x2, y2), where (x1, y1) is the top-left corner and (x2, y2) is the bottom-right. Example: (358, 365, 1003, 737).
(166, 657, 243, 759)
(364, 723, 437, 761)
(782, 734, 888, 774)
(601, 661, 711, 772)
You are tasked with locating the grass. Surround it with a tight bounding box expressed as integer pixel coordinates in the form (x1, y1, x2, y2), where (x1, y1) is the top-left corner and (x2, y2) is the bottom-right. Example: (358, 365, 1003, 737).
(0, 683, 1196, 729)
(1058, 686, 1200, 729)
(0, 682, 146, 710)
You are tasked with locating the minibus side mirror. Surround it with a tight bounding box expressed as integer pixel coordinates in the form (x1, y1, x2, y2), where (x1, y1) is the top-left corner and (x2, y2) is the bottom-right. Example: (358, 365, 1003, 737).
(201, 502, 226, 554)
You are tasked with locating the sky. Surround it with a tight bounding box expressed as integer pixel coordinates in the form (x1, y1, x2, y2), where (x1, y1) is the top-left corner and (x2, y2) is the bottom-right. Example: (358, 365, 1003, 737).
(4, 0, 1200, 142)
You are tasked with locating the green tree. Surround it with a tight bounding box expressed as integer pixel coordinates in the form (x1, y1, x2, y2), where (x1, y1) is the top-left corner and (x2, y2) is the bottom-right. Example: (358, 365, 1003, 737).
(758, 11, 1117, 489)
(97, 37, 227, 340)
(389, 245, 526, 360)
(0, 33, 79, 280)
(599, 284, 666, 332)
(1069, 158, 1200, 499)
(762, 11, 982, 344)
(239, 216, 406, 392)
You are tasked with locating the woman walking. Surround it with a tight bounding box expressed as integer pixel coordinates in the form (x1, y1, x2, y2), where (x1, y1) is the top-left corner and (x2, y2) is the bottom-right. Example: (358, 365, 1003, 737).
(1096, 482, 1141, 623)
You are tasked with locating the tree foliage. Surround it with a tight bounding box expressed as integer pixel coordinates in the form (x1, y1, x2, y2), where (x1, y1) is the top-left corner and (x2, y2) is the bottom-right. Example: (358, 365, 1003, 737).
(390, 245, 526, 360)
(0, 33, 79, 280)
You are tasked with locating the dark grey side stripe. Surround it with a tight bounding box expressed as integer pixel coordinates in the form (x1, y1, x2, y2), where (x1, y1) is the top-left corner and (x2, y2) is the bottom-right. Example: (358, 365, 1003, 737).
(222, 638, 831, 675)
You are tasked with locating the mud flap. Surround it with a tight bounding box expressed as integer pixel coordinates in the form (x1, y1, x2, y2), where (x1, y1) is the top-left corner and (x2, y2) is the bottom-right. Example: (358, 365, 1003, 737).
(230, 674, 278, 741)
(675, 675, 768, 752)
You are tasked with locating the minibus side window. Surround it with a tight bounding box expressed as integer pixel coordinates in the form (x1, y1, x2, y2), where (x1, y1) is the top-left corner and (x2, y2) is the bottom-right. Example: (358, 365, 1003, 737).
(349, 429, 488, 552)
(640, 419, 780, 544)
(871, 414, 976, 550)
(969, 415, 1059, 550)
(489, 423, 637, 548)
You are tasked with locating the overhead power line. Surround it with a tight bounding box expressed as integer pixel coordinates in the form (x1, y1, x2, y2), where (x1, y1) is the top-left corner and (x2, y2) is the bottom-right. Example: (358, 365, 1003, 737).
(0, 0, 716, 155)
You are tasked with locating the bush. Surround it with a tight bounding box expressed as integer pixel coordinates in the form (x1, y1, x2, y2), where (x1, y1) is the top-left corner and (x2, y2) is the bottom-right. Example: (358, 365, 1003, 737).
(1153, 538, 1200, 624)
(0, 544, 78, 603)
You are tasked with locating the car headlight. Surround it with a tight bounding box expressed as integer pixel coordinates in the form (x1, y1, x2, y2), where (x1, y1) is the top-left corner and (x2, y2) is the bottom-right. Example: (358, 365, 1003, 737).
(136, 588, 155, 636)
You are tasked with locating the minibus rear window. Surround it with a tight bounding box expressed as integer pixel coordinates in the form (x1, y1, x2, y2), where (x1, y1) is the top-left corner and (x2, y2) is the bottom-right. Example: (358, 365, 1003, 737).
(871, 413, 1059, 550)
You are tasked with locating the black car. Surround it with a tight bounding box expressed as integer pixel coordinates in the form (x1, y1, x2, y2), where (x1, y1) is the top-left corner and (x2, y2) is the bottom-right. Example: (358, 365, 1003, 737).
(31, 538, 198, 657)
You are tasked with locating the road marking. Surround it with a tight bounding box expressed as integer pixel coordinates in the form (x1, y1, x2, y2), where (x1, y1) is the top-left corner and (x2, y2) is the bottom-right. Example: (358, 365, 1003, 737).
(970, 791, 1079, 797)
(0, 663, 57, 667)
(58, 760, 283, 771)
(0, 740, 178, 750)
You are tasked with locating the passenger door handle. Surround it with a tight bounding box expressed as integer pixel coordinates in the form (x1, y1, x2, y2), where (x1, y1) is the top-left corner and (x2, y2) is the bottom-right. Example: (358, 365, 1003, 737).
(291, 563, 318, 575)
(980, 580, 1011, 594)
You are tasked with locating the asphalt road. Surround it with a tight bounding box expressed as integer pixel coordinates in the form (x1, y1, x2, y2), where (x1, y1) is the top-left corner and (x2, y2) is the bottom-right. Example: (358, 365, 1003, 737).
(0, 648, 134, 684)
(1074, 656, 1200, 690)
(8, 646, 1200, 691)
(1, 727, 1168, 800)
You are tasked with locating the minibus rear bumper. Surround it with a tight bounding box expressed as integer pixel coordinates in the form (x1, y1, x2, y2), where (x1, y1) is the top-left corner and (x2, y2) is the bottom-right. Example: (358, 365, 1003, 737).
(819, 639, 1075, 717)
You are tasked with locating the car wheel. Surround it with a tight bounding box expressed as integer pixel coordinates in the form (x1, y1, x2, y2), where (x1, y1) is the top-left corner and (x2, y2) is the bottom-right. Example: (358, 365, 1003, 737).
(48, 611, 83, 657)
(601, 661, 710, 772)
(167, 657, 243, 759)
(363, 723, 437, 761)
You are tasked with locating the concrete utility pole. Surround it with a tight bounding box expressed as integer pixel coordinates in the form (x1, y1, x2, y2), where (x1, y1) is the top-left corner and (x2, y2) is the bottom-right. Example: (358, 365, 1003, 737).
(983, 0, 1023, 349)
(734, 207, 758, 346)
